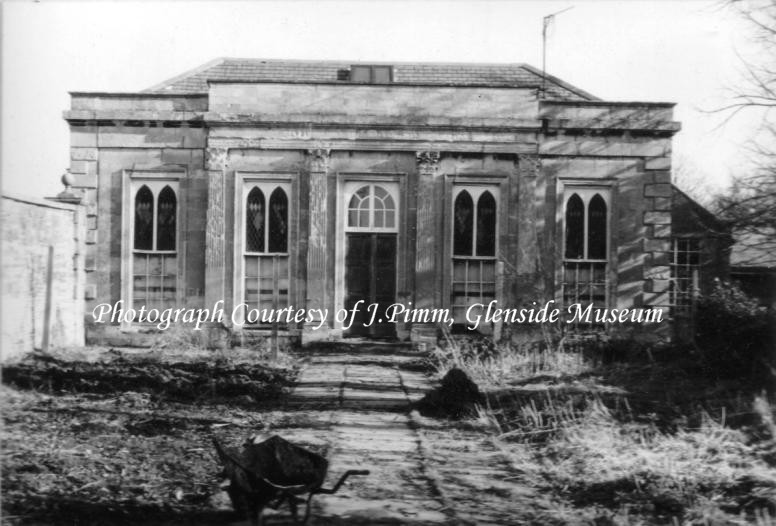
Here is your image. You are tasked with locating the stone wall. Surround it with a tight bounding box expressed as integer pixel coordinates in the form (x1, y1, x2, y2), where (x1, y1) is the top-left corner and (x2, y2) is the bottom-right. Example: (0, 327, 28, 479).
(1, 194, 86, 360)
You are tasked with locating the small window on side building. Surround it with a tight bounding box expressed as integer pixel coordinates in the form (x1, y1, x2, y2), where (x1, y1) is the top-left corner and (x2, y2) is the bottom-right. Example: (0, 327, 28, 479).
(350, 65, 393, 83)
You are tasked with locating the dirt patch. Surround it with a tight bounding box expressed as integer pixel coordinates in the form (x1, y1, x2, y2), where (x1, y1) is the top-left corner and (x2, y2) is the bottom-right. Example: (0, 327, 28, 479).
(1, 348, 300, 524)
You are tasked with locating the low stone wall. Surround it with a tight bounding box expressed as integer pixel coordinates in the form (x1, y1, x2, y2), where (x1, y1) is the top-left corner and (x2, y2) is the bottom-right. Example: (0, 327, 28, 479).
(2, 193, 86, 360)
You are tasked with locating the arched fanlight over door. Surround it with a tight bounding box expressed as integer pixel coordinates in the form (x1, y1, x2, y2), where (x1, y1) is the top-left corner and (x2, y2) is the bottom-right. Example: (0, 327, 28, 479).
(476, 191, 497, 256)
(453, 190, 474, 256)
(246, 187, 266, 252)
(348, 185, 371, 228)
(134, 185, 154, 250)
(268, 187, 288, 253)
(347, 184, 397, 230)
(565, 193, 584, 259)
(156, 185, 177, 251)
(372, 185, 396, 228)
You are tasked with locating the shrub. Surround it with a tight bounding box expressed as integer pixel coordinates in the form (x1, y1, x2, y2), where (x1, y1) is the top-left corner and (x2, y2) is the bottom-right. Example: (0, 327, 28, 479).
(695, 280, 775, 380)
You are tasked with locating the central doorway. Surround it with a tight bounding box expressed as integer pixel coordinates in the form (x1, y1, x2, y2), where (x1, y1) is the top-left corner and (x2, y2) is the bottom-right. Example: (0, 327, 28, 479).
(341, 182, 399, 339)
(345, 233, 397, 338)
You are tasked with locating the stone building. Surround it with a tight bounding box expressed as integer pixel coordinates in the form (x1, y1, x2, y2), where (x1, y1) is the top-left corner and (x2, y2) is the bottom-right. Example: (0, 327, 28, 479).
(669, 186, 732, 340)
(63, 58, 687, 346)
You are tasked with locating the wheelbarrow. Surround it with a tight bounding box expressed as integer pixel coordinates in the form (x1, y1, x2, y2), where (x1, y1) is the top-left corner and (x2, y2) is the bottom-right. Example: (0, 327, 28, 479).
(213, 434, 369, 525)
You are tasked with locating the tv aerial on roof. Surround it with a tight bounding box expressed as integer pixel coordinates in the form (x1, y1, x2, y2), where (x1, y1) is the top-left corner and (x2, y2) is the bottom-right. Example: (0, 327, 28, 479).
(542, 6, 575, 99)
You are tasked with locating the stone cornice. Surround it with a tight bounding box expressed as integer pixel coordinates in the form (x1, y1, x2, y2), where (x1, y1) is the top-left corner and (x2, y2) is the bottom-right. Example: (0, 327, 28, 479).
(63, 110, 205, 123)
(208, 137, 537, 154)
(203, 112, 541, 132)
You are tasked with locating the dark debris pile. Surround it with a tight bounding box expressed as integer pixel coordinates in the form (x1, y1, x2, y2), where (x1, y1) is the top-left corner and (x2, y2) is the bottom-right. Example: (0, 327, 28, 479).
(3, 354, 292, 404)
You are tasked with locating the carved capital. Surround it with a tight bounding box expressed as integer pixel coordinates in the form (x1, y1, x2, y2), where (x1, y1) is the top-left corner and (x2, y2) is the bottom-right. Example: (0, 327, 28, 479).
(415, 151, 441, 172)
(517, 153, 541, 177)
(206, 147, 229, 171)
(307, 148, 331, 172)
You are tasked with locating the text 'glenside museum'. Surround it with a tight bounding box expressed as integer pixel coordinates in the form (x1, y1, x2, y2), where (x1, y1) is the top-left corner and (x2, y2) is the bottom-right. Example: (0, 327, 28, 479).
(59, 58, 729, 346)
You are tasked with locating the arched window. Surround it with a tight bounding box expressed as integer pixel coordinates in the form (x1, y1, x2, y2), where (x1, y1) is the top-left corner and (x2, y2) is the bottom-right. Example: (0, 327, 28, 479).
(241, 180, 293, 328)
(565, 194, 584, 259)
(134, 185, 154, 250)
(562, 188, 611, 330)
(347, 184, 397, 229)
(268, 187, 288, 253)
(451, 185, 499, 326)
(588, 194, 607, 260)
(156, 185, 177, 251)
(246, 187, 265, 252)
(128, 179, 179, 318)
(453, 191, 474, 256)
(476, 191, 497, 256)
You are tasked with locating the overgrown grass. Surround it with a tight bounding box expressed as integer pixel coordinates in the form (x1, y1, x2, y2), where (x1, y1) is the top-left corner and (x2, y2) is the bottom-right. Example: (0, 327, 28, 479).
(149, 323, 298, 370)
(430, 330, 592, 388)
(431, 333, 776, 524)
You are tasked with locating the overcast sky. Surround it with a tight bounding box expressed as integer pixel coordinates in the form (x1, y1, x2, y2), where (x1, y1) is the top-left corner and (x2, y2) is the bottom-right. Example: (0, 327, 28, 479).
(0, 0, 766, 199)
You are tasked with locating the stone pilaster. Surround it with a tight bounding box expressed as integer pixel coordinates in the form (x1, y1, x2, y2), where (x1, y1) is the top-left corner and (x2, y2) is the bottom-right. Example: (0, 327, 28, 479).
(411, 151, 441, 345)
(514, 154, 546, 303)
(304, 148, 330, 340)
(204, 147, 228, 317)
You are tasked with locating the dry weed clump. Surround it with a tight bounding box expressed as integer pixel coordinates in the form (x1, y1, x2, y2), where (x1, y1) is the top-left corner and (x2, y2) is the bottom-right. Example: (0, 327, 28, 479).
(430, 331, 591, 389)
(532, 401, 776, 523)
(432, 332, 776, 523)
(491, 376, 776, 523)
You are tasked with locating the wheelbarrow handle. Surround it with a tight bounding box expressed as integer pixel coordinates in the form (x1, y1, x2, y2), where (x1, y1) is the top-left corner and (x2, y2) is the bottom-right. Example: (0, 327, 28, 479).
(313, 469, 370, 495)
(297, 470, 371, 525)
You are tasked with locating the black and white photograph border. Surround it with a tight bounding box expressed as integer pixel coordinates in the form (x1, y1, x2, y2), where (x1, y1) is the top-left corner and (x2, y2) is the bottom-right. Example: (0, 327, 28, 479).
(1, 1, 775, 524)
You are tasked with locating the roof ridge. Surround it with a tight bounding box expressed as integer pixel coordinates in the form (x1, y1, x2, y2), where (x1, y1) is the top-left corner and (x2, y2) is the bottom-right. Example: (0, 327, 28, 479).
(218, 57, 533, 67)
(143, 57, 597, 100)
(519, 63, 599, 101)
(143, 57, 227, 93)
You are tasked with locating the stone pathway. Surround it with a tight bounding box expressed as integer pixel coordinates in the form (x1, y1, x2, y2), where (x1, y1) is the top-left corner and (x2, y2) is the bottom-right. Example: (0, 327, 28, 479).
(257, 342, 538, 526)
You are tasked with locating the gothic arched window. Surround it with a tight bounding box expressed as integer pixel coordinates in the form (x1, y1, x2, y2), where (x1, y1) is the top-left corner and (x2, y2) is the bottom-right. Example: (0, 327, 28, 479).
(129, 179, 178, 317)
(134, 185, 154, 250)
(453, 191, 474, 256)
(156, 185, 177, 251)
(562, 188, 611, 330)
(476, 191, 497, 256)
(246, 187, 266, 252)
(588, 194, 608, 260)
(268, 187, 288, 253)
(565, 193, 585, 259)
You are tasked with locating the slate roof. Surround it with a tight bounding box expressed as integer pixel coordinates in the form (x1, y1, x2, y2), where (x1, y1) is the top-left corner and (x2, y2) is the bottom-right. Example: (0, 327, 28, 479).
(144, 58, 597, 100)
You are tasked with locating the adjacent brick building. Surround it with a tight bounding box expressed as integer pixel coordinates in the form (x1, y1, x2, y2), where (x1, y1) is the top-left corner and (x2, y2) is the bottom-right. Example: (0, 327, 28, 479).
(63, 58, 691, 345)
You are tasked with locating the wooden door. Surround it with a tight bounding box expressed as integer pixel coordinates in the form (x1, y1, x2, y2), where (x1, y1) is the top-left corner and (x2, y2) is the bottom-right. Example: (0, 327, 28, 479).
(344, 233, 397, 338)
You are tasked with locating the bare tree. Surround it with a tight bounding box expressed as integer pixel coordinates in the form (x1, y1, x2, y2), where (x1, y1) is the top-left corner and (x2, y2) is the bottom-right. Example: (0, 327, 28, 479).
(712, 0, 776, 266)
(672, 154, 716, 207)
